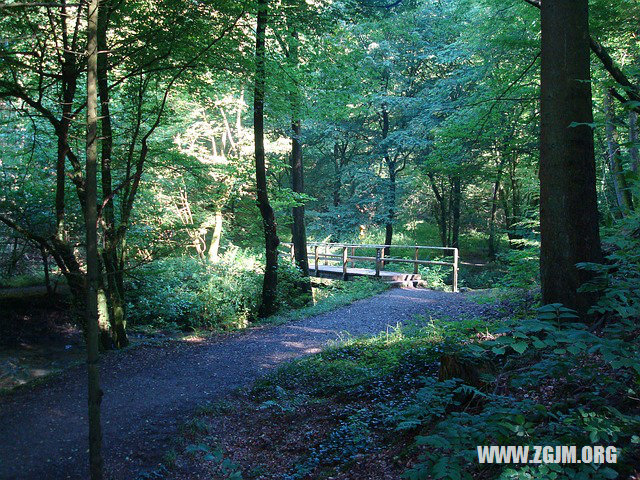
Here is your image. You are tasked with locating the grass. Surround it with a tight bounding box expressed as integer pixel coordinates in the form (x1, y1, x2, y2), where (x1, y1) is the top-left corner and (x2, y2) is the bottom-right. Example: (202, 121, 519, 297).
(163, 288, 640, 480)
(0, 272, 65, 290)
(162, 314, 495, 480)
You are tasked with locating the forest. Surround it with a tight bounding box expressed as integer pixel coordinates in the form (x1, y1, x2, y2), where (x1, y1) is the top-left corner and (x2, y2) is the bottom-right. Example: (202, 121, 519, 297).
(0, 0, 639, 478)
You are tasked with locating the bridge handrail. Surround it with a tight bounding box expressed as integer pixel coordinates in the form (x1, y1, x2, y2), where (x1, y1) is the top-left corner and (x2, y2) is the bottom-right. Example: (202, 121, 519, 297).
(303, 242, 456, 252)
(280, 241, 459, 292)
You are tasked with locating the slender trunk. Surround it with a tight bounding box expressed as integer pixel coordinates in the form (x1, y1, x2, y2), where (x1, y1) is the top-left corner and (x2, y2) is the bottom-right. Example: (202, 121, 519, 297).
(604, 90, 634, 216)
(380, 106, 394, 257)
(7, 237, 21, 276)
(97, 0, 128, 348)
(488, 164, 503, 260)
(254, 0, 279, 317)
(428, 173, 447, 247)
(55, 132, 68, 242)
(289, 29, 311, 283)
(207, 211, 223, 261)
(55, 6, 78, 243)
(384, 169, 396, 255)
(332, 143, 341, 207)
(630, 111, 639, 174)
(86, 0, 104, 475)
(451, 176, 461, 249)
(40, 245, 52, 298)
(539, 0, 602, 314)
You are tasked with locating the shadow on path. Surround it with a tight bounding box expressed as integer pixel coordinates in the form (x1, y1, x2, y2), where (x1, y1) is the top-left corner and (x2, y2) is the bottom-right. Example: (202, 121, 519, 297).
(0, 288, 482, 479)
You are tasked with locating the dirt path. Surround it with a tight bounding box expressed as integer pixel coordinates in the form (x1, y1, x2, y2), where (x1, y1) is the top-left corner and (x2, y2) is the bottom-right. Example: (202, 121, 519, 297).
(0, 288, 490, 479)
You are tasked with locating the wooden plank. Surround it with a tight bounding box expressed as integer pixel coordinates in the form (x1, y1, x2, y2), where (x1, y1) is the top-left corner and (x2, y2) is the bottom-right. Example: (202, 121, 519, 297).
(312, 265, 420, 284)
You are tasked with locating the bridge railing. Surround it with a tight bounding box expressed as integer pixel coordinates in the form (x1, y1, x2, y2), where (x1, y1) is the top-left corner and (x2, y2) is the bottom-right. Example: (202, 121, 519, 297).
(279, 242, 459, 292)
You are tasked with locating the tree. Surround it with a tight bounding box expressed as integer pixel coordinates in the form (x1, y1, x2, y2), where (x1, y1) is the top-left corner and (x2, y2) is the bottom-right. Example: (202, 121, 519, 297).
(86, 0, 104, 475)
(254, 0, 280, 316)
(539, 0, 603, 314)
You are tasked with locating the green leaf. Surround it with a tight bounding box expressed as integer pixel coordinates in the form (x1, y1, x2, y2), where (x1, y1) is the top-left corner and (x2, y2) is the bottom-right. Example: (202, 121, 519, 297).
(511, 342, 528, 354)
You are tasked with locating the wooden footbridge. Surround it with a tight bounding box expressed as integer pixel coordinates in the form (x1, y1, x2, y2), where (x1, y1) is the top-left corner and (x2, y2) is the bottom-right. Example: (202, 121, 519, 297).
(280, 242, 459, 292)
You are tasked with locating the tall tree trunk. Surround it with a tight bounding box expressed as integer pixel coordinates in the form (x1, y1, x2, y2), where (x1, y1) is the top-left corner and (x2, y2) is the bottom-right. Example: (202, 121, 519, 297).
(289, 29, 311, 283)
(207, 211, 223, 261)
(604, 91, 634, 216)
(428, 173, 448, 247)
(97, 0, 128, 348)
(254, 0, 279, 317)
(40, 245, 52, 298)
(451, 176, 461, 249)
(630, 111, 639, 175)
(539, 0, 602, 314)
(332, 143, 342, 207)
(384, 169, 396, 255)
(86, 0, 104, 476)
(488, 161, 504, 260)
(380, 106, 394, 257)
(55, 4, 78, 243)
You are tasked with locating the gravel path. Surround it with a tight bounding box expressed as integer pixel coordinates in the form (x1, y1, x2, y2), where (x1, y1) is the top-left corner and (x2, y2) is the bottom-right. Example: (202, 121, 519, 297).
(0, 288, 488, 479)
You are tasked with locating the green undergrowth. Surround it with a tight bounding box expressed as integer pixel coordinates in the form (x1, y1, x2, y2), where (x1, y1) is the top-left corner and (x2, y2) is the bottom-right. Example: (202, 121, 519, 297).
(127, 251, 387, 333)
(166, 290, 640, 480)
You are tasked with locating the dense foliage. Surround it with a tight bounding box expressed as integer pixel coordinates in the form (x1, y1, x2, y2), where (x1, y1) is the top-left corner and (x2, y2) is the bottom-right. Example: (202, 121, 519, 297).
(1, 0, 639, 477)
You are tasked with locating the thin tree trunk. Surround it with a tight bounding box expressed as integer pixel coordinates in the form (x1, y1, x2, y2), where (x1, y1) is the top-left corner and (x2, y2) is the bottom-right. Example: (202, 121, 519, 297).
(451, 176, 461, 249)
(384, 169, 396, 255)
(55, 4, 78, 243)
(604, 91, 634, 216)
(97, 0, 128, 348)
(254, 0, 279, 317)
(380, 106, 394, 257)
(289, 29, 311, 283)
(428, 173, 447, 247)
(332, 143, 341, 207)
(488, 161, 504, 260)
(86, 0, 104, 475)
(539, 0, 602, 315)
(207, 210, 223, 261)
(630, 111, 639, 174)
(40, 245, 52, 298)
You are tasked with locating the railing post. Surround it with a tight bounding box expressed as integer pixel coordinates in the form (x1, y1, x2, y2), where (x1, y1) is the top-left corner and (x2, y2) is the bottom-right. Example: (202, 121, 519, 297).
(290, 243, 295, 261)
(342, 246, 348, 280)
(453, 248, 459, 293)
(324, 244, 328, 265)
(375, 248, 381, 277)
(351, 246, 356, 267)
(314, 245, 319, 274)
(414, 247, 419, 274)
(380, 247, 385, 271)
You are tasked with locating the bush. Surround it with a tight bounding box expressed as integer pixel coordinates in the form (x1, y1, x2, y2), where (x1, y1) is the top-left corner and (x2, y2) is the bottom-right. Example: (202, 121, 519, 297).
(126, 249, 310, 331)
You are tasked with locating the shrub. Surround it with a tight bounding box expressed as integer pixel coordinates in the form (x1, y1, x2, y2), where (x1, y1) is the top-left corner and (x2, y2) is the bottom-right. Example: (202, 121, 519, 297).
(126, 249, 310, 331)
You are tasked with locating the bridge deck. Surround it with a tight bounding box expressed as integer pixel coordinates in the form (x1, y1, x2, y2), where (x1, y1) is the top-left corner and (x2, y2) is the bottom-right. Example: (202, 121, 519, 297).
(312, 265, 420, 286)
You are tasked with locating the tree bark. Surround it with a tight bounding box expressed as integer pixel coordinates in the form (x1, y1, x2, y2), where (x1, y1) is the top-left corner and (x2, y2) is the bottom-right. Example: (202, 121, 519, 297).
(604, 91, 634, 216)
(40, 245, 52, 298)
(384, 168, 396, 254)
(207, 210, 223, 261)
(288, 29, 311, 283)
(451, 176, 461, 249)
(332, 145, 341, 207)
(254, 0, 279, 317)
(539, 0, 602, 315)
(630, 111, 639, 175)
(488, 159, 504, 260)
(428, 173, 448, 247)
(97, 0, 128, 348)
(380, 106, 395, 257)
(86, 0, 104, 475)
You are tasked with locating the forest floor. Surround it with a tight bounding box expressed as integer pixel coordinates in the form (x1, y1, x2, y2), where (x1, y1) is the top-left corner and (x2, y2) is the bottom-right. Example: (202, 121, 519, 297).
(0, 287, 506, 480)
